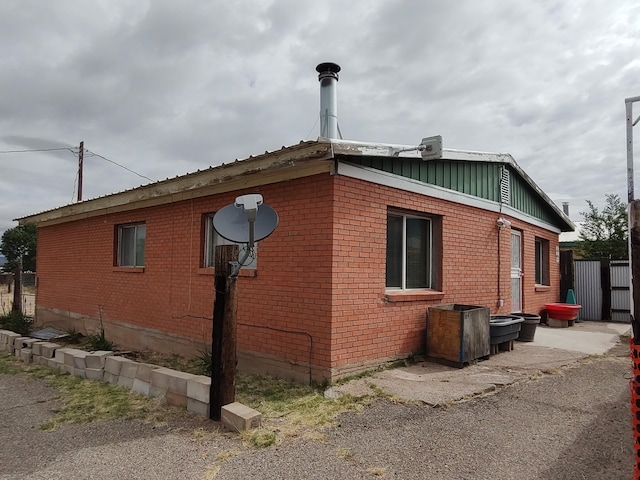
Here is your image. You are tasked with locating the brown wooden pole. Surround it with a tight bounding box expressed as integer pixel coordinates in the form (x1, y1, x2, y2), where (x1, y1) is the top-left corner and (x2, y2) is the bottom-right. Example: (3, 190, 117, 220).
(210, 244, 239, 420)
(77, 141, 84, 202)
(12, 258, 22, 313)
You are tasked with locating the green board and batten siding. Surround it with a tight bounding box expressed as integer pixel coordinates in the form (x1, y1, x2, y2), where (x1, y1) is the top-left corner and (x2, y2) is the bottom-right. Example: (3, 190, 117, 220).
(347, 157, 560, 226)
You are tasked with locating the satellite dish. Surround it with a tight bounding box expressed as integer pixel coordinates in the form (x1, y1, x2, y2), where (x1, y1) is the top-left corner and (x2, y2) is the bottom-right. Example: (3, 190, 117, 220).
(213, 201, 279, 244)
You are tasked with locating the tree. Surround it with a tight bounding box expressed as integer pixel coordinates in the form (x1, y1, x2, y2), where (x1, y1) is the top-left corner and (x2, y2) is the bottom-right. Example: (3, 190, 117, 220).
(577, 194, 628, 259)
(0, 224, 37, 272)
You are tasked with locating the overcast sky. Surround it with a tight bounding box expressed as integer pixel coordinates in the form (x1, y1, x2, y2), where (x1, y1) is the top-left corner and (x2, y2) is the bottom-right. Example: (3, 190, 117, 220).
(1, 0, 639, 236)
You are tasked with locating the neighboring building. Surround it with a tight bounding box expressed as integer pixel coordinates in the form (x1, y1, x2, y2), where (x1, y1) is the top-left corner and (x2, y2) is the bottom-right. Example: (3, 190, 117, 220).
(16, 64, 574, 383)
(0, 254, 5, 268)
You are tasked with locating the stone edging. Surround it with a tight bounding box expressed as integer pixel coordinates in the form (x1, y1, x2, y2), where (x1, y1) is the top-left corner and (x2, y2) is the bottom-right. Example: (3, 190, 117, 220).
(0, 329, 211, 418)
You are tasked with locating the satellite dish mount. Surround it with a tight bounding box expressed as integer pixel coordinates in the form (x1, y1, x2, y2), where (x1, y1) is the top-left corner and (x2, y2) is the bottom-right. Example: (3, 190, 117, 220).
(213, 193, 279, 277)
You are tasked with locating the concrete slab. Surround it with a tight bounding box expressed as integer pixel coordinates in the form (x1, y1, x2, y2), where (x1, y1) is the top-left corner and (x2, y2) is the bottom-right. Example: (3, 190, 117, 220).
(330, 321, 631, 406)
(533, 323, 630, 355)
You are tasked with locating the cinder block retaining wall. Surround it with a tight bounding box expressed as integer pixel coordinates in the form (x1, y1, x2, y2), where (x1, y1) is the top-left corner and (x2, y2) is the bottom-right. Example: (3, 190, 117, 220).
(0, 329, 211, 418)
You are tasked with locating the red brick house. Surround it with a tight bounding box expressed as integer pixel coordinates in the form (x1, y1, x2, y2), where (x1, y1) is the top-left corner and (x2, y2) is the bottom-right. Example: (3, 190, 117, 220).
(17, 137, 573, 382)
(17, 64, 573, 383)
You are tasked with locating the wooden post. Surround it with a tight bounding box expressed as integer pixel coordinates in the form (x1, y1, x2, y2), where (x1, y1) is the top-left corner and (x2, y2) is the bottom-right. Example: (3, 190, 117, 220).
(77, 141, 84, 202)
(12, 258, 22, 313)
(210, 244, 239, 420)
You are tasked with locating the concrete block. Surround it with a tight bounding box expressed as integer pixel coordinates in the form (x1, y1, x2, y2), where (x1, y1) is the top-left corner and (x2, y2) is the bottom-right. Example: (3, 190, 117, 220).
(165, 391, 188, 408)
(19, 348, 32, 363)
(187, 398, 210, 418)
(131, 379, 150, 396)
(48, 357, 63, 370)
(62, 349, 88, 369)
(150, 368, 195, 396)
(135, 363, 158, 383)
(221, 402, 261, 432)
(63, 364, 74, 375)
(548, 318, 570, 328)
(148, 386, 166, 399)
(32, 355, 46, 365)
(14, 337, 31, 349)
(5, 332, 21, 348)
(85, 351, 113, 369)
(119, 361, 139, 379)
(22, 338, 39, 349)
(117, 376, 135, 389)
(187, 375, 211, 403)
(31, 342, 46, 356)
(14, 348, 21, 358)
(104, 356, 135, 376)
(85, 368, 104, 381)
(54, 348, 73, 363)
(103, 372, 119, 385)
(40, 343, 60, 359)
(72, 368, 86, 379)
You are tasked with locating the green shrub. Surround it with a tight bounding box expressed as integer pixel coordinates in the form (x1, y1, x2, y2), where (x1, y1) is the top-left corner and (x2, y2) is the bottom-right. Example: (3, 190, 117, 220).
(0, 311, 33, 335)
(86, 324, 115, 351)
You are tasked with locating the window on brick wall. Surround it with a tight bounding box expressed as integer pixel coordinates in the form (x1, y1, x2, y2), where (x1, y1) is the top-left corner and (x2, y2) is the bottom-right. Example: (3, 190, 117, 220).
(203, 213, 257, 269)
(535, 237, 549, 285)
(116, 223, 146, 267)
(386, 211, 440, 290)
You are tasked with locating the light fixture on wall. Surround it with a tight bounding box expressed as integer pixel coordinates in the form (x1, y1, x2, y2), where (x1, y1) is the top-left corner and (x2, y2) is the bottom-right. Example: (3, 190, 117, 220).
(496, 217, 511, 229)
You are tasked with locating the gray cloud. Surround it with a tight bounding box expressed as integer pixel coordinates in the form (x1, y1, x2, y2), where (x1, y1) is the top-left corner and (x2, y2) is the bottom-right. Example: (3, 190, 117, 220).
(0, 0, 639, 235)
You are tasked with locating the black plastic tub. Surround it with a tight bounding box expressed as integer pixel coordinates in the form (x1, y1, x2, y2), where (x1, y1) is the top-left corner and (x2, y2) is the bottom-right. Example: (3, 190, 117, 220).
(511, 313, 541, 342)
(489, 315, 524, 344)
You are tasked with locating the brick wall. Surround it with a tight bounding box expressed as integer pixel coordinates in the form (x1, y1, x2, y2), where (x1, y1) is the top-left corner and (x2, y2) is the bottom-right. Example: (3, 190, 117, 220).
(35, 171, 561, 382)
(328, 176, 560, 377)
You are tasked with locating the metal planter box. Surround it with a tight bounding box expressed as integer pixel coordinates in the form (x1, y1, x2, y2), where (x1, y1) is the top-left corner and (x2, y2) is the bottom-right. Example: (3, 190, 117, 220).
(426, 304, 490, 368)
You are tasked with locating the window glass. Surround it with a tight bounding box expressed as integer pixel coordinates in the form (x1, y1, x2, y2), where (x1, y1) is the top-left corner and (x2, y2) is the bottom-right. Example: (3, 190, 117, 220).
(118, 223, 145, 267)
(406, 218, 430, 288)
(535, 237, 549, 285)
(204, 214, 256, 269)
(386, 212, 434, 290)
(386, 215, 403, 288)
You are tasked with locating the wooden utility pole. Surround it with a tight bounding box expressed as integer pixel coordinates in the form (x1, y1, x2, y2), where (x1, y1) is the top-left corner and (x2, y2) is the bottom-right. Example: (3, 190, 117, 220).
(210, 244, 239, 421)
(12, 258, 22, 313)
(77, 141, 84, 202)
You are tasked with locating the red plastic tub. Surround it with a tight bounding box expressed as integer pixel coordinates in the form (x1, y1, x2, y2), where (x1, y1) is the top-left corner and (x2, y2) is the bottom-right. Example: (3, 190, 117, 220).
(545, 303, 581, 321)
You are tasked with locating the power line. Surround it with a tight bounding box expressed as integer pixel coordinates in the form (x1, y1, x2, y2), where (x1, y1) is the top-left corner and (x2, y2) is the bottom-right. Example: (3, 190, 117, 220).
(84, 149, 153, 182)
(0, 147, 76, 154)
(0, 144, 154, 183)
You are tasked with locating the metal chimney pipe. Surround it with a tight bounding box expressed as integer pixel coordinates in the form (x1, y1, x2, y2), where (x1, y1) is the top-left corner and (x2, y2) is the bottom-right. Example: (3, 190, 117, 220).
(562, 202, 569, 216)
(316, 62, 341, 139)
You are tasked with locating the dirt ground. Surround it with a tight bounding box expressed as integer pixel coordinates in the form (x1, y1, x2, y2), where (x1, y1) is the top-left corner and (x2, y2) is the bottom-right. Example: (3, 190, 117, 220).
(0, 284, 35, 316)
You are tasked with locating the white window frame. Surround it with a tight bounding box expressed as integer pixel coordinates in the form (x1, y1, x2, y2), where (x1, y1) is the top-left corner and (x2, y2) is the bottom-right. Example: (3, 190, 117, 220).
(386, 212, 433, 290)
(204, 214, 256, 269)
(117, 223, 146, 267)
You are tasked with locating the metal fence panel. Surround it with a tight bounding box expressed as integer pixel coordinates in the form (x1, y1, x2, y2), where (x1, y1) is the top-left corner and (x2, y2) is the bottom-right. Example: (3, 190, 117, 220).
(574, 260, 602, 321)
(610, 260, 630, 323)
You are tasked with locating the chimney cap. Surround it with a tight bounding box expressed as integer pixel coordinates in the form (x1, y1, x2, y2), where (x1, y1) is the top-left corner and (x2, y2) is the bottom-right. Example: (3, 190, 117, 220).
(316, 62, 341, 74)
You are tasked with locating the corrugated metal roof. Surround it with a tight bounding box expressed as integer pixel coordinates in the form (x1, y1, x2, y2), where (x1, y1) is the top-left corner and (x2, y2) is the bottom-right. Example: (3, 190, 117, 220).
(16, 137, 574, 233)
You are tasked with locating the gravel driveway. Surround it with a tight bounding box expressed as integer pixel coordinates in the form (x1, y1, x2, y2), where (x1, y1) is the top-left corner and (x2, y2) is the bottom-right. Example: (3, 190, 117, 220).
(1, 344, 633, 479)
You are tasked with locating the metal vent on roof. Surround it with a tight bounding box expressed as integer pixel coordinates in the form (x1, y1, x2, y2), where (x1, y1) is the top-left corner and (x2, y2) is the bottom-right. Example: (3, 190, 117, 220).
(500, 168, 510, 204)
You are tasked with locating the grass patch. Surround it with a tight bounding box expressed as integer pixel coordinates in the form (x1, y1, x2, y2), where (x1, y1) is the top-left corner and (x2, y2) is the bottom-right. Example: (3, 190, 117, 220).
(366, 466, 388, 477)
(236, 372, 375, 446)
(0, 351, 21, 374)
(0, 351, 166, 430)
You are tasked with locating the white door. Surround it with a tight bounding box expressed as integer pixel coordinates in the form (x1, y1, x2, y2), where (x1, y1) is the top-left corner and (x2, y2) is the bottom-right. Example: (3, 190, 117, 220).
(511, 230, 523, 312)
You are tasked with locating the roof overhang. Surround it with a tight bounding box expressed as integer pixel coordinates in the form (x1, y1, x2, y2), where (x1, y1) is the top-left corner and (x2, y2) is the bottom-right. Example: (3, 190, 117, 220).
(17, 141, 334, 227)
(16, 137, 573, 232)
